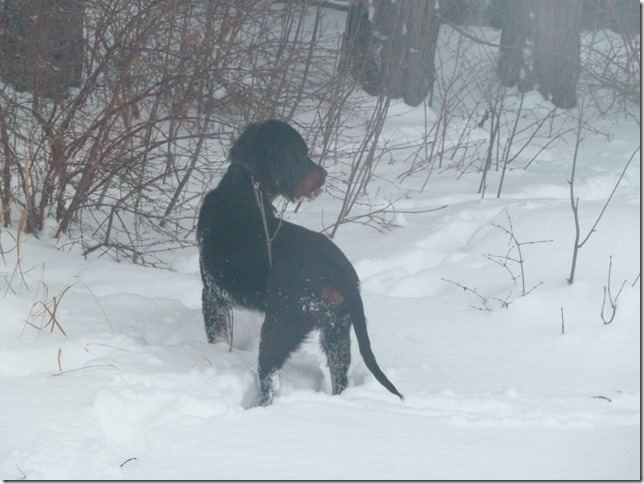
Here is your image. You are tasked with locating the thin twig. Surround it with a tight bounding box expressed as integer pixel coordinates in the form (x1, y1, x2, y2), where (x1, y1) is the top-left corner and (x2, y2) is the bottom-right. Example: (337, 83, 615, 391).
(560, 307, 565, 335)
(569, 138, 638, 284)
(601, 256, 627, 325)
(51, 364, 116, 376)
(442, 278, 491, 312)
(489, 212, 552, 295)
(579, 147, 638, 248)
(252, 179, 274, 268)
(567, 102, 586, 284)
(120, 457, 138, 468)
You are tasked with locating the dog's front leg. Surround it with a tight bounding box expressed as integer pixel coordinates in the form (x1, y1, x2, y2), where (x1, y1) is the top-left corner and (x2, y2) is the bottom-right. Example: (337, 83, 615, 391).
(257, 312, 313, 406)
(200, 267, 233, 344)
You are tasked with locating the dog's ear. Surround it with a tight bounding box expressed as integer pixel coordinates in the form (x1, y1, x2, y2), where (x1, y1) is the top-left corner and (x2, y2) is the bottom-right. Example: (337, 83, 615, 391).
(229, 122, 278, 194)
(260, 121, 319, 200)
(229, 122, 260, 166)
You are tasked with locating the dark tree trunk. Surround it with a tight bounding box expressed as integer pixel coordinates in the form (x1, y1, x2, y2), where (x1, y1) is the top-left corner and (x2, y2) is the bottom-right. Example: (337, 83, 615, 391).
(496, 0, 530, 88)
(532, 0, 583, 109)
(340, 1, 382, 96)
(0, 0, 84, 100)
(400, 1, 441, 107)
(341, 0, 441, 107)
(0, 109, 12, 228)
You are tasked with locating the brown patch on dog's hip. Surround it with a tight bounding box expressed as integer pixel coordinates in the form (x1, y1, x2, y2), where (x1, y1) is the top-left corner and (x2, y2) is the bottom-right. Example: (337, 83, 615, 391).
(321, 286, 345, 309)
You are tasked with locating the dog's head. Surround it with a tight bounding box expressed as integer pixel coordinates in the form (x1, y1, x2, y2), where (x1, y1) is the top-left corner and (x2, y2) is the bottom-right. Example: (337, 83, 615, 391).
(229, 119, 327, 201)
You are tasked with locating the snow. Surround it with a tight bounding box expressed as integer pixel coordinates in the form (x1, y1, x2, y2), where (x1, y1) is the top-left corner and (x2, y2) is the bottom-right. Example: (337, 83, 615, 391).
(0, 16, 640, 483)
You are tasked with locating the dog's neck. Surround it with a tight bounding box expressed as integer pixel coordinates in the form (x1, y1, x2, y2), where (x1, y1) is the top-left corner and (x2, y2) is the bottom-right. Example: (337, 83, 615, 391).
(228, 162, 275, 207)
(230, 160, 258, 179)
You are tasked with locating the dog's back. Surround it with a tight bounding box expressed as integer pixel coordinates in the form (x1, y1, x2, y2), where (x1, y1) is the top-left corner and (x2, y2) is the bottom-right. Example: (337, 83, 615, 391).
(267, 225, 404, 401)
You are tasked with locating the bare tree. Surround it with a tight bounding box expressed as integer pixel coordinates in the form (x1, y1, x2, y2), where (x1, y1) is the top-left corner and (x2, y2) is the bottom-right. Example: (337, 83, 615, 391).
(533, 0, 583, 108)
(0, 0, 638, 267)
(0, 0, 83, 100)
(496, 0, 530, 89)
(341, 0, 441, 107)
(0, 1, 378, 262)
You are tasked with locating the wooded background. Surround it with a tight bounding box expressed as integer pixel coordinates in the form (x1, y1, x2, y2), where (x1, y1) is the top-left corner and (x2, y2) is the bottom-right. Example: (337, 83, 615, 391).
(0, 0, 639, 263)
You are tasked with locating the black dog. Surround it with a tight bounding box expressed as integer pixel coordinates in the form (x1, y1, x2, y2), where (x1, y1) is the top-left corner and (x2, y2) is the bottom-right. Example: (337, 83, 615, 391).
(197, 119, 403, 406)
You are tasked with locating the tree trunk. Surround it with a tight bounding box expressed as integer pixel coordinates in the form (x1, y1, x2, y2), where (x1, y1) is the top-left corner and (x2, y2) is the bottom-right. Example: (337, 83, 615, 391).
(340, 1, 382, 96)
(341, 0, 441, 107)
(400, 1, 441, 107)
(533, 0, 583, 109)
(0, 0, 84, 100)
(0, 109, 12, 228)
(496, 0, 529, 88)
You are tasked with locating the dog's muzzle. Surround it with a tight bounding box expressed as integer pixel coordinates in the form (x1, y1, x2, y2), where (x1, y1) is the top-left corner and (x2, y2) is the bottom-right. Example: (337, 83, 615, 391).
(294, 165, 327, 199)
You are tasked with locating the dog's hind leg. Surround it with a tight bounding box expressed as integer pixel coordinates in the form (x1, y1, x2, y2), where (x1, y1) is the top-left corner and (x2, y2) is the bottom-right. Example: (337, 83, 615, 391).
(257, 313, 314, 406)
(320, 314, 351, 395)
(201, 268, 232, 344)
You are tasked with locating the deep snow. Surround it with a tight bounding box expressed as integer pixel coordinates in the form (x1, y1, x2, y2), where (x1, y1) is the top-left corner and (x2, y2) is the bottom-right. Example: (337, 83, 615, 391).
(0, 13, 641, 482)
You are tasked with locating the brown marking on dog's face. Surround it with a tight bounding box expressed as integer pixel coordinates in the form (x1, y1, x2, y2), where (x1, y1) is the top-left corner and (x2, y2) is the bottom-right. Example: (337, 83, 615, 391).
(321, 286, 345, 309)
(294, 169, 326, 199)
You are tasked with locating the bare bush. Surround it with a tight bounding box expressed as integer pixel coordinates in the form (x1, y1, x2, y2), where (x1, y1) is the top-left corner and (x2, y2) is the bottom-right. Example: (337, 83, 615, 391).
(484, 211, 552, 296)
(0, 1, 369, 263)
(0, 1, 638, 265)
(600, 256, 627, 325)
(580, 4, 640, 113)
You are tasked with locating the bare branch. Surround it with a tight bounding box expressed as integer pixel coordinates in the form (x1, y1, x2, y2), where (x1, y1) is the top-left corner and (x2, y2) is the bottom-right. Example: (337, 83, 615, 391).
(601, 256, 628, 325)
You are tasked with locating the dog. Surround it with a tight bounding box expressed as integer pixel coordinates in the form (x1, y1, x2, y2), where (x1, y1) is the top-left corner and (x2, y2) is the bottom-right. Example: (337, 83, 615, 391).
(197, 119, 403, 406)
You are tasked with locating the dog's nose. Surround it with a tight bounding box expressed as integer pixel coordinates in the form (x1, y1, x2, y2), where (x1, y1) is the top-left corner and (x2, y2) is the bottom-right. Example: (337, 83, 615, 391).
(317, 165, 327, 182)
(310, 158, 326, 178)
(295, 167, 326, 199)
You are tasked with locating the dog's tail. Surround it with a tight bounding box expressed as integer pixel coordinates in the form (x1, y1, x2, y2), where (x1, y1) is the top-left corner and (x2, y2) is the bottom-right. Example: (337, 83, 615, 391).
(349, 294, 404, 401)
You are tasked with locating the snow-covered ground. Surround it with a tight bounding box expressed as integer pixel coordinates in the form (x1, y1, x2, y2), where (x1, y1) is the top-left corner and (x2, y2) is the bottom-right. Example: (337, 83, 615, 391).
(0, 15, 640, 482)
